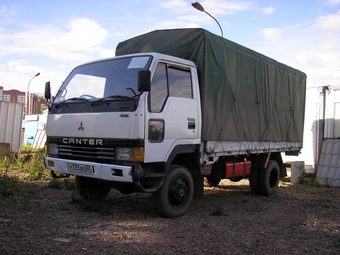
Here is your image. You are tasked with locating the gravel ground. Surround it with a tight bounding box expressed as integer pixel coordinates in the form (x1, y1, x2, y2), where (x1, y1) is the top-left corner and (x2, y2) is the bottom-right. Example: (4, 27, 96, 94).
(0, 174, 340, 255)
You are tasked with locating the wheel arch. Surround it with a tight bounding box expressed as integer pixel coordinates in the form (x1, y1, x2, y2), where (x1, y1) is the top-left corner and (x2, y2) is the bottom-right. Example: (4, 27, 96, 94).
(269, 152, 287, 178)
(165, 144, 203, 197)
(165, 144, 200, 175)
(248, 152, 287, 178)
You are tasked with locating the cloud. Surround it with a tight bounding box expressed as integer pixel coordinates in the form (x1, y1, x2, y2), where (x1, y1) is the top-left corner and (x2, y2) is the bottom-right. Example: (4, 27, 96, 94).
(99, 49, 115, 58)
(323, 0, 340, 6)
(62, 18, 107, 50)
(0, 5, 17, 22)
(295, 45, 340, 87)
(0, 18, 108, 62)
(259, 28, 283, 41)
(160, 0, 187, 10)
(158, 0, 255, 16)
(0, 59, 66, 93)
(312, 9, 340, 31)
(202, 0, 256, 15)
(262, 7, 274, 15)
(0, 5, 8, 17)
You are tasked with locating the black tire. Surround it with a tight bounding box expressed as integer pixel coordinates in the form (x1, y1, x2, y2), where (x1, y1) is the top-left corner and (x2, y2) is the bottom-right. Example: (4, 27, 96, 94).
(75, 176, 111, 201)
(249, 167, 261, 195)
(259, 160, 280, 196)
(204, 176, 221, 187)
(153, 165, 194, 218)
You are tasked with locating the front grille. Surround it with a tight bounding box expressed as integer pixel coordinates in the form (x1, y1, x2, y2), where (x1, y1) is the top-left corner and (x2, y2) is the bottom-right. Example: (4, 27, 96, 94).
(58, 144, 115, 163)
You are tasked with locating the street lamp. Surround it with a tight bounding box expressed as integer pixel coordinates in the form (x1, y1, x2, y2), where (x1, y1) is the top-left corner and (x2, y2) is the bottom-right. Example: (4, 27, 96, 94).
(191, 1, 224, 37)
(26, 72, 40, 115)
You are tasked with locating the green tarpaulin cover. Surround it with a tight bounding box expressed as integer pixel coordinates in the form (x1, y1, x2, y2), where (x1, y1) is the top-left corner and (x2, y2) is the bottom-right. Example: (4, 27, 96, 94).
(116, 28, 306, 143)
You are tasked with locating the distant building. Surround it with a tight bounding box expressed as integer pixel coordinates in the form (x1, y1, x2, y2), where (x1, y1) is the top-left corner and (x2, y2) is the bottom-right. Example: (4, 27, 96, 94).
(0, 86, 25, 103)
(0, 86, 46, 115)
(30, 93, 47, 115)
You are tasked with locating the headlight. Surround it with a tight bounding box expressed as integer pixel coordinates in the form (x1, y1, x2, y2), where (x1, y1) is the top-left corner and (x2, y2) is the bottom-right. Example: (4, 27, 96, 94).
(48, 143, 58, 155)
(116, 147, 144, 162)
(116, 147, 133, 161)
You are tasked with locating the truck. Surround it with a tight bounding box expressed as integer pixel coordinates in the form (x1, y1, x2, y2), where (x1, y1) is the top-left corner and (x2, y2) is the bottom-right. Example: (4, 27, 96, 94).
(44, 28, 306, 217)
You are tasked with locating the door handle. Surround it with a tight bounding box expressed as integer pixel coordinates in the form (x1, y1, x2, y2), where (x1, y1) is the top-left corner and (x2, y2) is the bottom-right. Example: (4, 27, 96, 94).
(188, 122, 195, 129)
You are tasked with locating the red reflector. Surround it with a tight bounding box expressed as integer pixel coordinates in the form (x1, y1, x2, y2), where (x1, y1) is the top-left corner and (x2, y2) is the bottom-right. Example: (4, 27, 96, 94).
(200, 165, 212, 176)
(225, 161, 251, 178)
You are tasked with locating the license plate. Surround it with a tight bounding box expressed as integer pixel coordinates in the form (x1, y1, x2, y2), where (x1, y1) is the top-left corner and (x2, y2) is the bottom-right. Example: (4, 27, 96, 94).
(67, 163, 93, 175)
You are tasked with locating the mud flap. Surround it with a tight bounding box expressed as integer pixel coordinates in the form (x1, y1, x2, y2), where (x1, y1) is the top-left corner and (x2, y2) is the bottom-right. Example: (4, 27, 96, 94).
(193, 173, 204, 198)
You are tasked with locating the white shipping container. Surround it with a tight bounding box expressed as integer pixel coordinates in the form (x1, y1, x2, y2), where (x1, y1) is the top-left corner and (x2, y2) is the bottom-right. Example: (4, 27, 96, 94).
(283, 87, 340, 174)
(0, 101, 24, 153)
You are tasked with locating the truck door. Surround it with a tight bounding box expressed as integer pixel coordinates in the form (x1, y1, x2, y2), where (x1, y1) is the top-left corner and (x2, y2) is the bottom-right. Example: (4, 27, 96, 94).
(144, 62, 199, 162)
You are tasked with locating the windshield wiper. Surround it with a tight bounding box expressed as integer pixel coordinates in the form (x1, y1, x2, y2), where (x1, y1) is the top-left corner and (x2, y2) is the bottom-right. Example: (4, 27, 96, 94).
(54, 97, 89, 108)
(91, 95, 137, 106)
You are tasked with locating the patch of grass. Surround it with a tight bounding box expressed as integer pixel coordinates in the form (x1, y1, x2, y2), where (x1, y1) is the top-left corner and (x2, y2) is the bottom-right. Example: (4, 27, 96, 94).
(298, 175, 320, 187)
(305, 177, 320, 187)
(253, 203, 266, 212)
(25, 148, 50, 180)
(0, 146, 51, 197)
(0, 174, 21, 197)
(1, 146, 50, 181)
(242, 196, 248, 203)
(47, 178, 62, 189)
(20, 144, 35, 154)
(69, 192, 120, 218)
(211, 206, 227, 216)
(64, 178, 76, 190)
(201, 222, 210, 229)
(0, 156, 11, 174)
(48, 178, 76, 190)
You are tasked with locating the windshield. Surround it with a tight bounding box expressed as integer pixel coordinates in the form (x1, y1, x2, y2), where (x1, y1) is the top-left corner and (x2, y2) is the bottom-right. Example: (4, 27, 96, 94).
(53, 56, 152, 104)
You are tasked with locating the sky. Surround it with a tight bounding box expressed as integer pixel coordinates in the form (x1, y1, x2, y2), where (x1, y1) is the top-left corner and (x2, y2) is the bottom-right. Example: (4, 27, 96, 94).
(1, 0, 340, 94)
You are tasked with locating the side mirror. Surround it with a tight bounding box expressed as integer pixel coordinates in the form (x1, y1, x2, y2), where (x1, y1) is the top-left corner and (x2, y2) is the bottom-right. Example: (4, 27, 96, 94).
(138, 70, 151, 92)
(44, 81, 51, 100)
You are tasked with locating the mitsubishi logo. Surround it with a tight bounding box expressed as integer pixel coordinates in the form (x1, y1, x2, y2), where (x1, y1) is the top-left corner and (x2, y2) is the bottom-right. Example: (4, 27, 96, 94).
(78, 122, 84, 130)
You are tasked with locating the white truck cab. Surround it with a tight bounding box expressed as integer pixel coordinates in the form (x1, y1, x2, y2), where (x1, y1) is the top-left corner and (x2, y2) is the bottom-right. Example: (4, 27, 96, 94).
(45, 53, 203, 217)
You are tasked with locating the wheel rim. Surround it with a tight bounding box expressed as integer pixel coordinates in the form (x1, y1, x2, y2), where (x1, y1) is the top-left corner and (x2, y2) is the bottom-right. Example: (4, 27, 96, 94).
(168, 178, 187, 206)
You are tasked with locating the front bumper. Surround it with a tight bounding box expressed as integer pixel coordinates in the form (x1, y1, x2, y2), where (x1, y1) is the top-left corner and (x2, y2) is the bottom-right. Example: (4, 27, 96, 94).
(44, 156, 133, 182)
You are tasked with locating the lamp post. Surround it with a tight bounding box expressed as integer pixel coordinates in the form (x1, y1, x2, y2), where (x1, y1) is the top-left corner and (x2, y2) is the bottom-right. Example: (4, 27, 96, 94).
(191, 1, 224, 37)
(26, 72, 40, 116)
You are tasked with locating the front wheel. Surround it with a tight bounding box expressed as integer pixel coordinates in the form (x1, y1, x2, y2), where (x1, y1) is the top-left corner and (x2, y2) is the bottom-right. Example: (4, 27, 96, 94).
(153, 165, 194, 218)
(259, 160, 280, 196)
(75, 176, 111, 201)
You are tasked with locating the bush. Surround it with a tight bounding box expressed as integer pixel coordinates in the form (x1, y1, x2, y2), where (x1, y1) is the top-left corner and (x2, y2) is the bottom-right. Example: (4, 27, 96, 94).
(20, 144, 35, 154)
(0, 146, 50, 181)
(26, 148, 50, 180)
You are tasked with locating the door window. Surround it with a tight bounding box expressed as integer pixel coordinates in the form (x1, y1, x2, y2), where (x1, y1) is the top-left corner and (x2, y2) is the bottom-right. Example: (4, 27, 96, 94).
(150, 62, 192, 112)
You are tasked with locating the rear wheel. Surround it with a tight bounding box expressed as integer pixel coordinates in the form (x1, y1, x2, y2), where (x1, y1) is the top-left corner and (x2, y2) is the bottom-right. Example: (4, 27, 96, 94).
(153, 165, 193, 218)
(75, 176, 111, 201)
(259, 160, 280, 196)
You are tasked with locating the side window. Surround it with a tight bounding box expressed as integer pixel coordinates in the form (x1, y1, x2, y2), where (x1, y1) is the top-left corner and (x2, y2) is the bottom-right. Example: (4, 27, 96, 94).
(149, 62, 193, 112)
(150, 63, 167, 112)
(168, 66, 192, 98)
